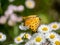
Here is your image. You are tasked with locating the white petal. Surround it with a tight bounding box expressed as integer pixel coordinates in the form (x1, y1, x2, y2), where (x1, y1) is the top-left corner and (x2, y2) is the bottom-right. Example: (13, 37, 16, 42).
(19, 23, 29, 30)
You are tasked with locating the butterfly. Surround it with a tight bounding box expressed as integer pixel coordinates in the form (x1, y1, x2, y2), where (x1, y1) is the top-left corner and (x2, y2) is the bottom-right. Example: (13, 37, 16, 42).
(23, 15, 41, 32)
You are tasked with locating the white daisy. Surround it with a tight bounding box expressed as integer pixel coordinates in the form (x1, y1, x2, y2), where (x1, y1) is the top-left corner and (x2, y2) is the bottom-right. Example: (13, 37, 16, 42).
(17, 5, 24, 12)
(51, 38, 60, 45)
(45, 32, 59, 42)
(25, 0, 35, 9)
(38, 24, 51, 34)
(31, 33, 45, 45)
(14, 33, 24, 44)
(19, 23, 29, 30)
(0, 32, 6, 42)
(14, 36, 23, 44)
(49, 22, 60, 30)
(24, 33, 31, 39)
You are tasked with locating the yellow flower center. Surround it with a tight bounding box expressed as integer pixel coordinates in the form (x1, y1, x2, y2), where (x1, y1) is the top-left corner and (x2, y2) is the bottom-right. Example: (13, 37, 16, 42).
(52, 24, 58, 29)
(55, 41, 60, 45)
(24, 34, 29, 39)
(16, 37, 22, 41)
(35, 36, 42, 42)
(49, 34, 55, 39)
(28, 2, 32, 7)
(0, 35, 2, 39)
(42, 27, 48, 31)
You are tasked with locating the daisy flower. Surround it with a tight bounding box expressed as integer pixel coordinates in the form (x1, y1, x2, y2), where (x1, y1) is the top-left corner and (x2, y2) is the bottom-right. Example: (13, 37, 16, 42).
(49, 22, 60, 30)
(19, 23, 29, 30)
(51, 38, 60, 45)
(38, 24, 51, 34)
(30, 33, 46, 45)
(25, 0, 35, 9)
(45, 32, 59, 42)
(24, 33, 31, 39)
(14, 36, 23, 44)
(14, 33, 25, 44)
(0, 32, 6, 42)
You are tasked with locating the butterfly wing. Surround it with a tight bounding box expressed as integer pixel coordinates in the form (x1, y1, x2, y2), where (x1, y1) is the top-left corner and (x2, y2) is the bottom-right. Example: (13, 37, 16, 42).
(25, 15, 41, 32)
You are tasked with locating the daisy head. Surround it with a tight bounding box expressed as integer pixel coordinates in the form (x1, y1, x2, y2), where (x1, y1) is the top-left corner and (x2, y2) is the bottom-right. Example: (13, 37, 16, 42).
(38, 24, 51, 34)
(45, 32, 59, 42)
(31, 33, 45, 45)
(25, 0, 35, 9)
(14, 36, 23, 44)
(52, 38, 60, 45)
(14, 33, 25, 44)
(0, 32, 6, 42)
(49, 22, 60, 30)
(24, 33, 31, 39)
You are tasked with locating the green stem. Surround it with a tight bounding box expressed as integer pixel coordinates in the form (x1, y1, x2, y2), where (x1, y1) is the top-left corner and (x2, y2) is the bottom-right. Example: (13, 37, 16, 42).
(14, 24, 19, 37)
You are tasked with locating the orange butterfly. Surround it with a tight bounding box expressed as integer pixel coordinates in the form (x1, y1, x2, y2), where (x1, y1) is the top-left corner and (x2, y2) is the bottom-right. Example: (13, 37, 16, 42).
(23, 15, 41, 32)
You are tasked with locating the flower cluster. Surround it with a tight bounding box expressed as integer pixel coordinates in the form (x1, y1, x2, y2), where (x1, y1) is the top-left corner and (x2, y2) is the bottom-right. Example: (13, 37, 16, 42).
(0, 32, 6, 42)
(0, 21, 60, 45)
(8, 0, 35, 9)
(0, 0, 35, 26)
(0, 5, 23, 26)
(25, 32, 60, 45)
(19, 22, 60, 45)
(14, 33, 31, 44)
